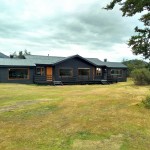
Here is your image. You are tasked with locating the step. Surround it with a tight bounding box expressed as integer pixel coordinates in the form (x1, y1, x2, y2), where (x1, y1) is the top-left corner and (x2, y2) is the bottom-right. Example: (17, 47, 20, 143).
(53, 81, 63, 86)
(100, 80, 109, 85)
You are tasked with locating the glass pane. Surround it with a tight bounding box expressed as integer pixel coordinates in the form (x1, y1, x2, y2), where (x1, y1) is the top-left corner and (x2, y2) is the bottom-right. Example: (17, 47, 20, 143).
(36, 67, 45, 75)
(111, 69, 122, 76)
(60, 69, 72, 76)
(36, 68, 41, 75)
(41, 68, 45, 75)
(78, 69, 90, 76)
(9, 69, 29, 79)
(96, 68, 102, 76)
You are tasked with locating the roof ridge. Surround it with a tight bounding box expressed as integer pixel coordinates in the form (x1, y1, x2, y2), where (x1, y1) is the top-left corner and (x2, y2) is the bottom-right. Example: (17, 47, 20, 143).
(0, 52, 9, 58)
(25, 54, 65, 57)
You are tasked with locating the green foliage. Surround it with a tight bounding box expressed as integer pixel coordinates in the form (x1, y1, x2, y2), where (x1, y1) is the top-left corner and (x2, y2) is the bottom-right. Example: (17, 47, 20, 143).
(10, 50, 31, 59)
(142, 95, 150, 109)
(122, 59, 148, 76)
(131, 68, 150, 85)
(105, 0, 150, 59)
(128, 27, 150, 59)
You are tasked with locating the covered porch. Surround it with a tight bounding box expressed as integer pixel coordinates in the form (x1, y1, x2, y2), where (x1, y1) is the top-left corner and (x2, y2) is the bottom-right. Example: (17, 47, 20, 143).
(33, 65, 122, 85)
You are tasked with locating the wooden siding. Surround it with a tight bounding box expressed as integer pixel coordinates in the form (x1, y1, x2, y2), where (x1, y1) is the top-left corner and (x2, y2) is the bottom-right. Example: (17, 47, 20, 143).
(0, 67, 34, 84)
(107, 68, 127, 82)
(54, 57, 95, 81)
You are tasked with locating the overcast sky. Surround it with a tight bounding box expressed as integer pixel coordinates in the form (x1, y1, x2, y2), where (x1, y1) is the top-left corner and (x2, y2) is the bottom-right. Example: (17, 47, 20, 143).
(0, 0, 144, 61)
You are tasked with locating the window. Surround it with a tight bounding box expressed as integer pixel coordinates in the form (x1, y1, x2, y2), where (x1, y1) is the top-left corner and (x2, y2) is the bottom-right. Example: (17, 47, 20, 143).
(59, 68, 73, 77)
(78, 68, 90, 76)
(9, 68, 29, 79)
(96, 68, 102, 76)
(111, 69, 122, 77)
(36, 67, 45, 76)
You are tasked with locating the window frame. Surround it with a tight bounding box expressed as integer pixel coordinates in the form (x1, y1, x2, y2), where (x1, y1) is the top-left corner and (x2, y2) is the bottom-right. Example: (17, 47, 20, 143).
(36, 67, 45, 76)
(110, 69, 123, 77)
(96, 67, 102, 76)
(59, 68, 73, 77)
(8, 68, 30, 80)
(78, 68, 90, 76)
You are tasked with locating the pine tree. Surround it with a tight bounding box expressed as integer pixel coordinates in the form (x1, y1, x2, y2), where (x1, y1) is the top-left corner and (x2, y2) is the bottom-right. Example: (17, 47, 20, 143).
(105, 0, 150, 59)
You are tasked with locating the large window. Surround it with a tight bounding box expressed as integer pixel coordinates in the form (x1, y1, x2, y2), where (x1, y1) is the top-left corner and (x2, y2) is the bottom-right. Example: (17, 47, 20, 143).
(111, 69, 123, 77)
(78, 68, 90, 76)
(59, 68, 73, 77)
(9, 68, 29, 79)
(96, 68, 102, 76)
(36, 67, 45, 76)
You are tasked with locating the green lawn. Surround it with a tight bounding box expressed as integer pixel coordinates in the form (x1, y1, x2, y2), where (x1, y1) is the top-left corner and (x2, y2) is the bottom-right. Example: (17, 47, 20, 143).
(0, 80, 150, 150)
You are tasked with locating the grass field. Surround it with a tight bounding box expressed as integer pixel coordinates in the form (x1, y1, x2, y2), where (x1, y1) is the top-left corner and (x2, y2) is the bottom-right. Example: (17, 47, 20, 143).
(0, 80, 150, 150)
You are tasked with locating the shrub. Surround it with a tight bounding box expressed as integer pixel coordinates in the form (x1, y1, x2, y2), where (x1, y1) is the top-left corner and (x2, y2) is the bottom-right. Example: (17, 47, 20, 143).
(131, 68, 150, 85)
(142, 96, 150, 109)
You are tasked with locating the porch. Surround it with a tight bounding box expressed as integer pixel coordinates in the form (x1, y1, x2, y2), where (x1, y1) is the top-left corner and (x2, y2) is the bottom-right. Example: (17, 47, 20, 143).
(33, 75, 118, 85)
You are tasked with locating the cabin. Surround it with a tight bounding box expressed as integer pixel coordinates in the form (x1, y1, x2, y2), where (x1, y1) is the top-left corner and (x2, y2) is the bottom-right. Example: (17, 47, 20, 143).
(0, 54, 127, 85)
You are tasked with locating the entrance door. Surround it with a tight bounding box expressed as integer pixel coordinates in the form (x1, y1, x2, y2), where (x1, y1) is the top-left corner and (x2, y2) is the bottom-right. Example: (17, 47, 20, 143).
(46, 67, 52, 81)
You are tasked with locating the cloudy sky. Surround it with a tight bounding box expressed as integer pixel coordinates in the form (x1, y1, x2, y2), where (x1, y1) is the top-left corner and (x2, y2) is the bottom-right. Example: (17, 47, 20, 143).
(0, 0, 144, 61)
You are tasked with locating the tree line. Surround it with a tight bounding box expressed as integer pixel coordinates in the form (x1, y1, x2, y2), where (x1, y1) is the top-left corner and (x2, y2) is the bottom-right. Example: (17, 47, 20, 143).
(10, 50, 31, 59)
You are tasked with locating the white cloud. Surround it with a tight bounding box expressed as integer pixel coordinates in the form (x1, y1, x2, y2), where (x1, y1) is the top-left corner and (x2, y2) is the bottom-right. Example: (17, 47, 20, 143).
(0, 0, 144, 61)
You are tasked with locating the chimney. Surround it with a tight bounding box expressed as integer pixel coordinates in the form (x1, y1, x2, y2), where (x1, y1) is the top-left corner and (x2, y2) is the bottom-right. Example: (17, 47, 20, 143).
(104, 59, 107, 62)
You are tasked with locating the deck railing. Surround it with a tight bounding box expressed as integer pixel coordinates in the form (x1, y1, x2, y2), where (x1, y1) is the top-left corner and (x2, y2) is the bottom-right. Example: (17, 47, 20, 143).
(34, 75, 117, 83)
(107, 75, 118, 82)
(60, 75, 90, 81)
(34, 75, 52, 83)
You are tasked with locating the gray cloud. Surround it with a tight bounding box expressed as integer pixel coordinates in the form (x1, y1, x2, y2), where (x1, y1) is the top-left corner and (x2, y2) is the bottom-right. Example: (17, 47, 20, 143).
(0, 0, 142, 60)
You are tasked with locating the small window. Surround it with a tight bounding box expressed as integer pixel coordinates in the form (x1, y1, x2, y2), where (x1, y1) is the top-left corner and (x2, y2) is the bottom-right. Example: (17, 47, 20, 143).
(36, 67, 45, 76)
(9, 68, 29, 79)
(96, 68, 102, 76)
(59, 68, 73, 77)
(78, 68, 90, 76)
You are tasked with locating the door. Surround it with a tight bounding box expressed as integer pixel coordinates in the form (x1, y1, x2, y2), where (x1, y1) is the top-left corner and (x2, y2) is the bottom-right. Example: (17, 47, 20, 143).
(46, 67, 52, 81)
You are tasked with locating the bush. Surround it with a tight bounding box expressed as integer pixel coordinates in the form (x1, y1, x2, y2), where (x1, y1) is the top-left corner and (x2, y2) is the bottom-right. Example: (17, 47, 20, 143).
(142, 96, 150, 109)
(131, 68, 150, 85)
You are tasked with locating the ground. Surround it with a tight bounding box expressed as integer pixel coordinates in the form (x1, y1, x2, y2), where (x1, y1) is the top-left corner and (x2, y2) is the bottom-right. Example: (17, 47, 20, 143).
(0, 80, 150, 149)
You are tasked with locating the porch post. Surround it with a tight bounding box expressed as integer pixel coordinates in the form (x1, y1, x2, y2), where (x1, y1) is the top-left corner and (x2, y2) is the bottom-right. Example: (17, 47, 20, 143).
(104, 68, 107, 80)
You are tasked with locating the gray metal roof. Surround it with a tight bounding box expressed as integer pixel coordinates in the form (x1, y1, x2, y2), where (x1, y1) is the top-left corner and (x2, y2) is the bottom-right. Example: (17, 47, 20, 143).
(0, 58, 35, 66)
(25, 55, 65, 64)
(0, 52, 9, 58)
(25, 54, 95, 65)
(86, 58, 104, 66)
(87, 58, 127, 68)
(0, 54, 127, 68)
(102, 62, 127, 68)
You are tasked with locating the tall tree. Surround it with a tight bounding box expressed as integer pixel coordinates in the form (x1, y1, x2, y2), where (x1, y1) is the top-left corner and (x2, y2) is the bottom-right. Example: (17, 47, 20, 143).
(105, 0, 150, 59)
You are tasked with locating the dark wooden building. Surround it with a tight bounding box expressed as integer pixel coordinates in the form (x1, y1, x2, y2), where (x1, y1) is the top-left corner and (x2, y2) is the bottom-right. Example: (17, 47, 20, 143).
(0, 54, 127, 85)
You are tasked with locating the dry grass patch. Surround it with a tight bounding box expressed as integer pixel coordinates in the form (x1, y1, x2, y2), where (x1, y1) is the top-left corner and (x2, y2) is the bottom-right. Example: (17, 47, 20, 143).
(72, 134, 123, 150)
(0, 80, 150, 149)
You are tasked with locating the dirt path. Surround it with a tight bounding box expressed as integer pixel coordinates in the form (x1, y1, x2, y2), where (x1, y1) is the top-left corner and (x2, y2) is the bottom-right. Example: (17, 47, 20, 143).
(0, 100, 47, 113)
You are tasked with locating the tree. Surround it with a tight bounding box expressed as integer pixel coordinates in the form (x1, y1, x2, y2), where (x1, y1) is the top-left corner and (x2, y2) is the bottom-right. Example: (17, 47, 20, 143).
(105, 0, 150, 59)
(10, 50, 31, 59)
(122, 59, 148, 76)
(131, 68, 150, 85)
